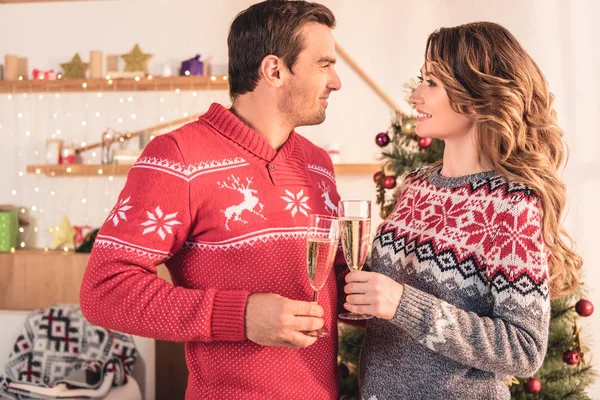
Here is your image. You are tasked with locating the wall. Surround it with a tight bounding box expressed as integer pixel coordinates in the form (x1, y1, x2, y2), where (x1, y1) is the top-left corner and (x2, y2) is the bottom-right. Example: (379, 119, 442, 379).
(1, 0, 599, 396)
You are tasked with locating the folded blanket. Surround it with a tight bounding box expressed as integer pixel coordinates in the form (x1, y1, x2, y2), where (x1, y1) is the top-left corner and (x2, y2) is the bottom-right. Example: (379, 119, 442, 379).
(0, 305, 136, 399)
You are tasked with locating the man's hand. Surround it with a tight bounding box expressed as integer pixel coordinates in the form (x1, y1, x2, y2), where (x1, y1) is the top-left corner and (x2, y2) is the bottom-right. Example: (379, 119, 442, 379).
(245, 293, 324, 348)
(343, 271, 404, 320)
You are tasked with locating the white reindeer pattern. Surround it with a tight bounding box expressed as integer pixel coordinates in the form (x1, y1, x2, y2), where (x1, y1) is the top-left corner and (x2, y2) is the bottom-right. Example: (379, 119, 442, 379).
(318, 180, 338, 214)
(217, 175, 267, 230)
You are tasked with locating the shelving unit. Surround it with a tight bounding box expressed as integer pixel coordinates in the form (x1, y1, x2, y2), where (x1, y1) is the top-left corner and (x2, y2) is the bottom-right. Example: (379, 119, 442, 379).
(26, 163, 381, 177)
(0, 75, 229, 93)
(11, 73, 380, 177)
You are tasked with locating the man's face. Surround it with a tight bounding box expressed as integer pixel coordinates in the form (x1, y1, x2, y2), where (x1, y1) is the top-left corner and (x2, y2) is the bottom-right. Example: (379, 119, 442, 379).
(280, 22, 342, 127)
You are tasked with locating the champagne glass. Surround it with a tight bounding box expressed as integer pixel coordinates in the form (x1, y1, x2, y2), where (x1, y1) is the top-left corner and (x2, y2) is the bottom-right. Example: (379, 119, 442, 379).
(338, 200, 374, 320)
(306, 214, 340, 337)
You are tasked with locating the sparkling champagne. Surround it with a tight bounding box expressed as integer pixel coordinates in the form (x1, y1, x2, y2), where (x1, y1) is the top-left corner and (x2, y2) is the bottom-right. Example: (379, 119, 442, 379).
(306, 238, 337, 291)
(340, 218, 371, 270)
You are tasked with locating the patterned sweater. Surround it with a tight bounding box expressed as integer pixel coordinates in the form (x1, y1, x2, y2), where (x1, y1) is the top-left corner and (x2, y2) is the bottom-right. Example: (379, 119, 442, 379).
(362, 167, 550, 400)
(80, 103, 342, 399)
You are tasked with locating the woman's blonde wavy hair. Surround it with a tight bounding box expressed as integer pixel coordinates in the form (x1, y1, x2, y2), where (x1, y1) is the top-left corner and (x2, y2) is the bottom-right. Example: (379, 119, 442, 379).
(421, 22, 582, 298)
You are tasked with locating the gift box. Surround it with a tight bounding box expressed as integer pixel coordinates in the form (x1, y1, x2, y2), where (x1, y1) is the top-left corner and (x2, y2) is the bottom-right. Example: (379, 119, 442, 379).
(179, 54, 204, 76)
(0, 210, 18, 252)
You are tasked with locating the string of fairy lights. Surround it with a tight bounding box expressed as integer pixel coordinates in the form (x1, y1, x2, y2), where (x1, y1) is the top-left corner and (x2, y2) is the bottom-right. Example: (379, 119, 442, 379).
(2, 75, 230, 252)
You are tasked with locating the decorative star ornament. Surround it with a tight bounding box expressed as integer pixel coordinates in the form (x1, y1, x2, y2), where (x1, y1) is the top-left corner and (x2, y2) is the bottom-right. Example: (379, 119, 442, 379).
(51, 216, 76, 250)
(121, 44, 153, 73)
(60, 53, 89, 79)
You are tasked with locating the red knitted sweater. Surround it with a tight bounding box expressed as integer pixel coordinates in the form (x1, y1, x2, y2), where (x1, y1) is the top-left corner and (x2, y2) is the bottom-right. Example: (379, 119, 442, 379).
(80, 103, 341, 399)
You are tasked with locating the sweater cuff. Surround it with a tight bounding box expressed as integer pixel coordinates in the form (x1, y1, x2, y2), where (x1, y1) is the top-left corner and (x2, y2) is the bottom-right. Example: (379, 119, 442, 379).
(211, 290, 251, 341)
(392, 284, 438, 337)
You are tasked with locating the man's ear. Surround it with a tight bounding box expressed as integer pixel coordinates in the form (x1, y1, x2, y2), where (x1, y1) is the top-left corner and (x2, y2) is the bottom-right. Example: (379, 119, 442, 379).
(259, 55, 283, 88)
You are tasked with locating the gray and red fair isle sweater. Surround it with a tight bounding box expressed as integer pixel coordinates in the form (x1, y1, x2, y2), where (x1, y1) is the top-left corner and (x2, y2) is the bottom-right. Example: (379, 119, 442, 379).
(362, 167, 551, 400)
(80, 103, 342, 399)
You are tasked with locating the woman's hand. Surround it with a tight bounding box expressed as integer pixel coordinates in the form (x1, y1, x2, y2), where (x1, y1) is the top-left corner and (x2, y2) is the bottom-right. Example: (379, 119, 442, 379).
(343, 271, 404, 320)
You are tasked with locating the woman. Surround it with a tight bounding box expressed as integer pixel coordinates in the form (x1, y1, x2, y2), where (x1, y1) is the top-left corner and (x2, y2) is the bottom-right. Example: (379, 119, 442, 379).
(344, 22, 582, 399)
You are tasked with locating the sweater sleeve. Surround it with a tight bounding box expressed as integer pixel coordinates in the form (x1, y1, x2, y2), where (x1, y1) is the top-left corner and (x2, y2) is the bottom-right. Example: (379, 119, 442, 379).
(390, 195, 550, 377)
(80, 134, 250, 342)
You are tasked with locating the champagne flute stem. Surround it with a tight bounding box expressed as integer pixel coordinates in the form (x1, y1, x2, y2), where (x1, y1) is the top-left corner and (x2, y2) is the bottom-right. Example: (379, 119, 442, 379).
(312, 290, 319, 303)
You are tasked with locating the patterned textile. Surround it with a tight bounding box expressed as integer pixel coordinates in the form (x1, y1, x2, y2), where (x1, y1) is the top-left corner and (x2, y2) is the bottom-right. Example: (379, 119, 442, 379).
(80, 103, 343, 399)
(361, 167, 550, 400)
(0, 305, 135, 399)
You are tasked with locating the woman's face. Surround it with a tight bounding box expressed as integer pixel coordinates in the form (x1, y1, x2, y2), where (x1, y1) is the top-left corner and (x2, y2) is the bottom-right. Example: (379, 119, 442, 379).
(409, 63, 475, 140)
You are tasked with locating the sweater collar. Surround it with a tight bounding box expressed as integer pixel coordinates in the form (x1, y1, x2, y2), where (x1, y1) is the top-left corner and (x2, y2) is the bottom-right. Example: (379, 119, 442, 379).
(428, 165, 499, 189)
(201, 103, 297, 163)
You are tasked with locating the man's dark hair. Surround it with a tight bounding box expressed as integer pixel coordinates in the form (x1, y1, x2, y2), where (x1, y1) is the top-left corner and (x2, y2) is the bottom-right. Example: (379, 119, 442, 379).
(227, 0, 336, 99)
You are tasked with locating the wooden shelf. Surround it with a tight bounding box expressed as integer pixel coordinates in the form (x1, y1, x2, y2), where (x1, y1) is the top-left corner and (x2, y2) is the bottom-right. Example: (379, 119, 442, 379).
(27, 163, 381, 177)
(334, 163, 381, 175)
(0, 248, 87, 256)
(27, 164, 132, 176)
(0, 75, 229, 93)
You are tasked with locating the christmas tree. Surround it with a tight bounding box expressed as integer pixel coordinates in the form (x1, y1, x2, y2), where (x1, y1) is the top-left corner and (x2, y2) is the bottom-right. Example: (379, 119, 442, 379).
(509, 294, 596, 399)
(347, 106, 598, 399)
(338, 323, 363, 399)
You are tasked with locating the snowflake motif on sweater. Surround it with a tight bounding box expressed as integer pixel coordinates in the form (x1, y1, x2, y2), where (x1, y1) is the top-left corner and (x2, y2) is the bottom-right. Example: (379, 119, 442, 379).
(281, 189, 311, 217)
(140, 206, 182, 240)
(107, 196, 132, 227)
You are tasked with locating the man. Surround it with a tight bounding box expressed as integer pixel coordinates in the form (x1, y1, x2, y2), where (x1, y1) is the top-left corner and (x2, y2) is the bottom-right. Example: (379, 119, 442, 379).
(80, 1, 343, 398)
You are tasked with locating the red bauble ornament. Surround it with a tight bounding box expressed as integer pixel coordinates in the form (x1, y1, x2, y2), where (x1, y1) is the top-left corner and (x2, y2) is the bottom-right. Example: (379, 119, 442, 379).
(375, 132, 391, 147)
(418, 137, 433, 149)
(373, 171, 384, 183)
(382, 175, 397, 189)
(563, 350, 581, 365)
(575, 299, 594, 317)
(525, 378, 541, 394)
